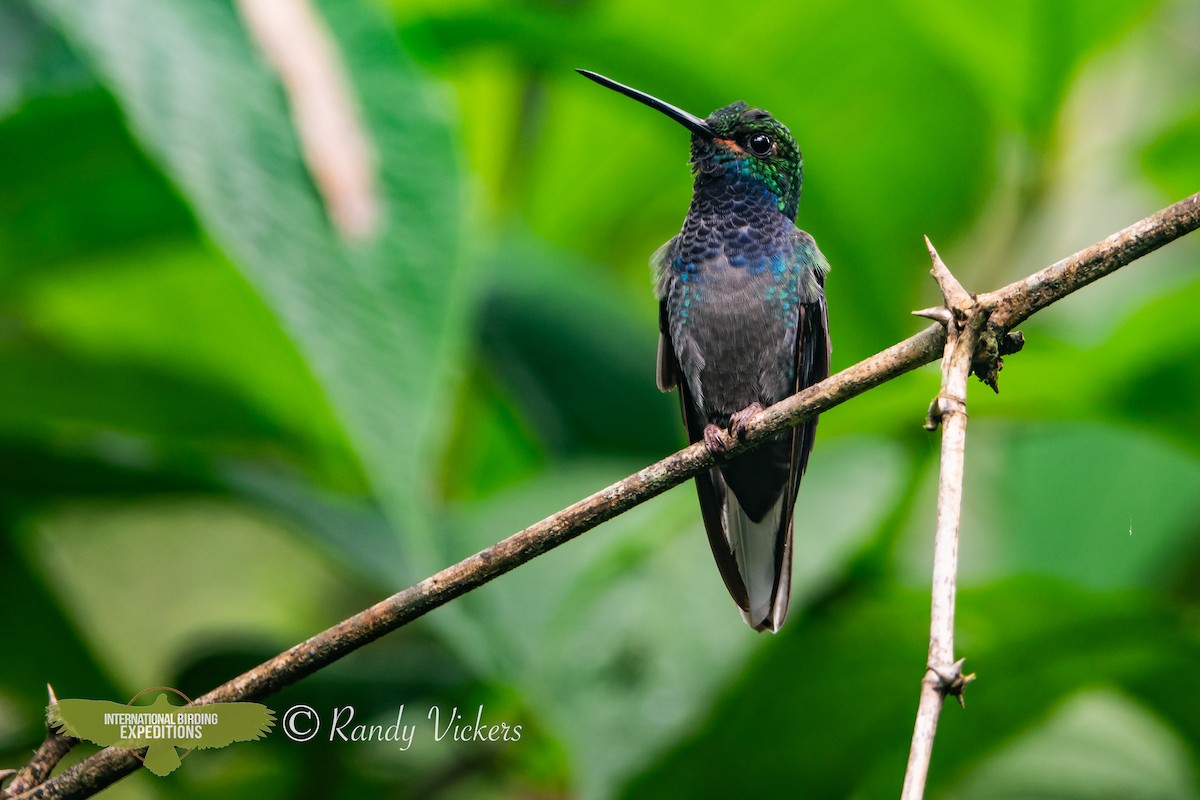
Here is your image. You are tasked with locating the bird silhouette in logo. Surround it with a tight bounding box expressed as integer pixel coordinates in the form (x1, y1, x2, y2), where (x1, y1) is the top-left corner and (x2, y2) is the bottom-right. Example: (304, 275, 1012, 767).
(49, 691, 275, 776)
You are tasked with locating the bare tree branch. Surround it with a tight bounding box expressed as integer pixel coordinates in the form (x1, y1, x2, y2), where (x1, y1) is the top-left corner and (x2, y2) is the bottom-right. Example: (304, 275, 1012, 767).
(898, 192, 1200, 797)
(981, 196, 1200, 329)
(901, 241, 981, 800)
(12, 192, 1200, 800)
(0, 687, 76, 799)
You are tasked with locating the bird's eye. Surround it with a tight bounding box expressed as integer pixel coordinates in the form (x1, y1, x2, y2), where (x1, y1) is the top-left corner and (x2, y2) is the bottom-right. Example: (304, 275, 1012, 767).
(747, 132, 773, 157)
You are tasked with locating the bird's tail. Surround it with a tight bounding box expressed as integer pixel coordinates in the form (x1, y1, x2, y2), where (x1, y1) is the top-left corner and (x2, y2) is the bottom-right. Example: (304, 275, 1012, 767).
(724, 484, 792, 632)
(695, 464, 793, 633)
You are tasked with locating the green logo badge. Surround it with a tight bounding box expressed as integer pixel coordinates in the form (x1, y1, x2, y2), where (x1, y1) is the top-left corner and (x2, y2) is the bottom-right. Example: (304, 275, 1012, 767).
(49, 687, 275, 776)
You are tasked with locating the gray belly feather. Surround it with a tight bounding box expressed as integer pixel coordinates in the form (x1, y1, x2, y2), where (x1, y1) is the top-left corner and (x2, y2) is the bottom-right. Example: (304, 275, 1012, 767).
(667, 265, 798, 422)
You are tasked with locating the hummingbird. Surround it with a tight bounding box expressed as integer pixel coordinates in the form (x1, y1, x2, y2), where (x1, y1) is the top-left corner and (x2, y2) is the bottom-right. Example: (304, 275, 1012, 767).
(578, 70, 830, 632)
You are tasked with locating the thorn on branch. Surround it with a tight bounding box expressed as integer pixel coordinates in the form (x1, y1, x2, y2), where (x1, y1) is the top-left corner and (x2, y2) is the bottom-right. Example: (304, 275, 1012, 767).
(912, 306, 954, 326)
(923, 393, 967, 431)
(918, 239, 1030, 394)
(927, 658, 977, 708)
(0, 684, 78, 798)
(924, 236, 975, 319)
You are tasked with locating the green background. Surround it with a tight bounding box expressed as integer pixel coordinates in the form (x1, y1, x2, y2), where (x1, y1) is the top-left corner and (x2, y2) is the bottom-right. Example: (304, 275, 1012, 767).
(2, 0, 1199, 797)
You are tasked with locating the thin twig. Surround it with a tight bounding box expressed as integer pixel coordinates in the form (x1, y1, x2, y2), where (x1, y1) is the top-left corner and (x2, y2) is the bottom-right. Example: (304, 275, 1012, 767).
(896, 194, 1200, 796)
(14, 192, 1200, 800)
(901, 242, 981, 800)
(981, 196, 1200, 329)
(0, 687, 77, 799)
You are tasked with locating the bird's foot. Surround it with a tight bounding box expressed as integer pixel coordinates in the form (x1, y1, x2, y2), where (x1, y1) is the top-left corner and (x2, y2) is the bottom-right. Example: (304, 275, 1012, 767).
(703, 423, 728, 457)
(729, 402, 765, 438)
(702, 403, 765, 458)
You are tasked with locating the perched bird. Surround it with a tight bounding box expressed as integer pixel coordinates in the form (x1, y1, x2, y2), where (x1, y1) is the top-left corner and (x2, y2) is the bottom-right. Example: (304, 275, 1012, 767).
(578, 70, 830, 632)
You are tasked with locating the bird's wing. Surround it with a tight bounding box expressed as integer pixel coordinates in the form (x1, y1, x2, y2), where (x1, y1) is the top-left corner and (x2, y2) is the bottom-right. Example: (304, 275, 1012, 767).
(711, 289, 827, 631)
(787, 229, 832, 489)
(679, 374, 755, 613)
(656, 301, 679, 391)
(192, 702, 276, 749)
(652, 235, 751, 609)
(651, 236, 680, 391)
(782, 230, 832, 543)
(793, 228, 832, 286)
(48, 699, 150, 747)
(737, 231, 828, 630)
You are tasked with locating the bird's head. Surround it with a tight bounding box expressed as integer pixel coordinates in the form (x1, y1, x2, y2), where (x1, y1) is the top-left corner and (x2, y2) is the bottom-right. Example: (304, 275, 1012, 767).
(577, 70, 803, 219)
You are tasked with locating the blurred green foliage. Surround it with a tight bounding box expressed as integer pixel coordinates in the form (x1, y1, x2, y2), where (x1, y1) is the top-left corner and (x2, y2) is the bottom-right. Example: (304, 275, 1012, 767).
(1, 0, 1199, 798)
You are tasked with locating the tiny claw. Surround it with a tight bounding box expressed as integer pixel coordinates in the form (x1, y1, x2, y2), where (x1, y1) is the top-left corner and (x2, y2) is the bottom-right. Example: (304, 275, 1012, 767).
(703, 424, 727, 456)
(729, 402, 765, 438)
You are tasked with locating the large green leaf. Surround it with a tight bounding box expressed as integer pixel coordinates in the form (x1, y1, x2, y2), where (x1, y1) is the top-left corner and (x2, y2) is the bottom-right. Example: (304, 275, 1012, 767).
(0, 0, 92, 118)
(0, 91, 194, 275)
(26, 497, 359, 692)
(33, 0, 469, 575)
(19, 239, 357, 483)
(947, 689, 1196, 800)
(0, 335, 290, 449)
(0, 519, 120, 729)
(893, 421, 1200, 590)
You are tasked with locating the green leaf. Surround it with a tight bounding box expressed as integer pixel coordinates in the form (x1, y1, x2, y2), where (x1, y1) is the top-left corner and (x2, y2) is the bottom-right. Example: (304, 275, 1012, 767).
(992, 422, 1200, 589)
(0, 0, 93, 118)
(33, 0, 469, 575)
(20, 239, 357, 482)
(26, 497, 359, 692)
(0, 521, 121, 727)
(895, 421, 1200, 590)
(921, 583, 1200, 798)
(0, 91, 193, 274)
(947, 689, 1197, 800)
(0, 337, 291, 448)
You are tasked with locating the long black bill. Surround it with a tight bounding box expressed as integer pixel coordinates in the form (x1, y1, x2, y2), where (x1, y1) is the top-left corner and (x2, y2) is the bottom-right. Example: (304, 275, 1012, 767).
(577, 69, 713, 138)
